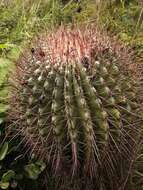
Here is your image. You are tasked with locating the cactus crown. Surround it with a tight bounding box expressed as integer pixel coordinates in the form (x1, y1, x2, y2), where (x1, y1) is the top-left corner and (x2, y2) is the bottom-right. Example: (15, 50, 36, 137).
(10, 25, 142, 190)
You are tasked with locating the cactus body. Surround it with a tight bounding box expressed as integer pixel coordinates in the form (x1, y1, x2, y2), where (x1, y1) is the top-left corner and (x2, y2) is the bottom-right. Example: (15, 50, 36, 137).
(10, 25, 142, 190)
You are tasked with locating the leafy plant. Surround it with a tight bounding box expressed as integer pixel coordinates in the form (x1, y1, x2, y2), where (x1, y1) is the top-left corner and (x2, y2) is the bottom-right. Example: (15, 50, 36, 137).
(0, 58, 14, 126)
(0, 137, 46, 190)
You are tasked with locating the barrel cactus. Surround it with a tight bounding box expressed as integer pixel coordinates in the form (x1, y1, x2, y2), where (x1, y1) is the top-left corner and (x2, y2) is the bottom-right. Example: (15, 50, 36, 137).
(9, 25, 142, 190)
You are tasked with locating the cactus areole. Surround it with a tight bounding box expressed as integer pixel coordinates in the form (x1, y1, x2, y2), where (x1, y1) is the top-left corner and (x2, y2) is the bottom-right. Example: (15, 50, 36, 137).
(10, 25, 142, 189)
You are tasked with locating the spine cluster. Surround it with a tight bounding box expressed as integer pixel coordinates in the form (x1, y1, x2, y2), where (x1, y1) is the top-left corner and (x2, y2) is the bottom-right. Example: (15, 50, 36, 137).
(10, 25, 142, 190)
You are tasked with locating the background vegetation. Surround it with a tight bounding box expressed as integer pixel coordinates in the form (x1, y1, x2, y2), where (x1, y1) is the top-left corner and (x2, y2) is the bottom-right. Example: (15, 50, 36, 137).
(0, 0, 143, 189)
